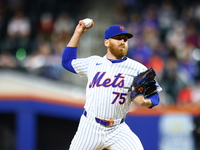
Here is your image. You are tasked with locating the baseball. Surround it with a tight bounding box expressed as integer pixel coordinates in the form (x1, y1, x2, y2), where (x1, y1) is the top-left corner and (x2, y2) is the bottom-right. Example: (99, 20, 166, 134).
(83, 18, 93, 28)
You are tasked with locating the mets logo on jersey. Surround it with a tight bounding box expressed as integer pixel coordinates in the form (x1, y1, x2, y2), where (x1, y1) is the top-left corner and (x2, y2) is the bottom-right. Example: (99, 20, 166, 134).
(89, 72, 124, 88)
(119, 26, 124, 31)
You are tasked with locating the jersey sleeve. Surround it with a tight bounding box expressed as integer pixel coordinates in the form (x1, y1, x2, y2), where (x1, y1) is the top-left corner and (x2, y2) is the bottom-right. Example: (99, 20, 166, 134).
(71, 56, 98, 75)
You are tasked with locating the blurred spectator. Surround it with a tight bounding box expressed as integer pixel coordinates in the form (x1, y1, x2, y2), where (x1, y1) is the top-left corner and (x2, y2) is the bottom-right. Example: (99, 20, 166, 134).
(177, 86, 192, 105)
(185, 23, 199, 48)
(127, 4, 161, 67)
(140, 4, 160, 50)
(113, 0, 129, 25)
(126, 12, 143, 50)
(141, 4, 159, 32)
(0, 51, 18, 68)
(52, 11, 75, 49)
(165, 20, 186, 51)
(23, 41, 63, 80)
(160, 53, 186, 104)
(191, 82, 200, 105)
(127, 39, 152, 66)
(51, 38, 65, 59)
(152, 39, 168, 59)
(142, 18, 159, 52)
(146, 54, 164, 75)
(0, 10, 31, 56)
(23, 42, 51, 73)
(193, 2, 200, 21)
(53, 11, 75, 36)
(157, 0, 176, 41)
(7, 10, 30, 38)
(37, 12, 54, 42)
(142, 24, 160, 50)
(180, 5, 192, 23)
(176, 42, 198, 84)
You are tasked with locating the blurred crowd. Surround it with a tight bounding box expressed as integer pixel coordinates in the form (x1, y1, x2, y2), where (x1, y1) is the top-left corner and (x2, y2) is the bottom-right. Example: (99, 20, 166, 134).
(0, 0, 81, 78)
(113, 0, 200, 106)
(0, 0, 200, 106)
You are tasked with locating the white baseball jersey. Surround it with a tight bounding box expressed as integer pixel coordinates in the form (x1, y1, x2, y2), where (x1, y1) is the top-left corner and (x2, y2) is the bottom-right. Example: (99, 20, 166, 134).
(69, 55, 162, 150)
(72, 55, 147, 119)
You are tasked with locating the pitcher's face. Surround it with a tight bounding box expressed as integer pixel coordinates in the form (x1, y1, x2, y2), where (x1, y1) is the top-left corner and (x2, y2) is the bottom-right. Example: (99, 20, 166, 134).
(106, 35, 129, 59)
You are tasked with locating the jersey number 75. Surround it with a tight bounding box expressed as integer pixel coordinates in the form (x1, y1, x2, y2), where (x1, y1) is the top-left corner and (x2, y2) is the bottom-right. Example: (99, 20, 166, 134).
(111, 92, 127, 105)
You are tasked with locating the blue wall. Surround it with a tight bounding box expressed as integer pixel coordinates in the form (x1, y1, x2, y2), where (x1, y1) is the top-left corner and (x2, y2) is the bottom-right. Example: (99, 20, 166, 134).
(126, 115, 160, 150)
(0, 100, 194, 150)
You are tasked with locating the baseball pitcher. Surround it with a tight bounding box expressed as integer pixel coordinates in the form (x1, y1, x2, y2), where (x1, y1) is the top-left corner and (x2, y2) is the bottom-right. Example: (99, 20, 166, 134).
(62, 18, 162, 150)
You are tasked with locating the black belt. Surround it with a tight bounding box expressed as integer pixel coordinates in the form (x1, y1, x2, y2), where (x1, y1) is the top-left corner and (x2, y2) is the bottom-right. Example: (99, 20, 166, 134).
(83, 110, 124, 127)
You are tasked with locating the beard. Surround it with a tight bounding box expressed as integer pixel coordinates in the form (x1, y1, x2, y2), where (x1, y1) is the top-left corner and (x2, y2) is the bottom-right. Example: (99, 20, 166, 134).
(108, 42, 128, 59)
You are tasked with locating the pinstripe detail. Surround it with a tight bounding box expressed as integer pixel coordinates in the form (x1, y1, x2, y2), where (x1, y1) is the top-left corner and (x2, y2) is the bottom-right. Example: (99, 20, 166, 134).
(70, 115, 105, 150)
(70, 115, 144, 150)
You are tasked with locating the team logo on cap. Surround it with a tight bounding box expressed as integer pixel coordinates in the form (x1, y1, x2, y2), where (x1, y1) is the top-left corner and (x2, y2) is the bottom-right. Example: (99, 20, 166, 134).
(119, 26, 125, 31)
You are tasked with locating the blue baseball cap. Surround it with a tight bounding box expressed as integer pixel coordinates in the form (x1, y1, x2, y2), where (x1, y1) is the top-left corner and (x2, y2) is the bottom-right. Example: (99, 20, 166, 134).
(104, 25, 133, 39)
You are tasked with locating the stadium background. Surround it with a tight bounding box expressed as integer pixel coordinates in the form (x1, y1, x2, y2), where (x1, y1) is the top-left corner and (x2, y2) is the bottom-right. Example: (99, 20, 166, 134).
(0, 0, 200, 150)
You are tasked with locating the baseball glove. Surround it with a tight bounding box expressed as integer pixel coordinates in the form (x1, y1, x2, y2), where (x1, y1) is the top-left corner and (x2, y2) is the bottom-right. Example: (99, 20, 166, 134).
(130, 67, 157, 100)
